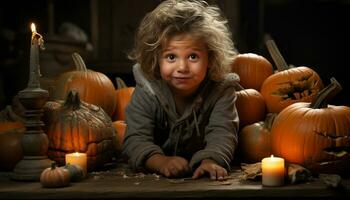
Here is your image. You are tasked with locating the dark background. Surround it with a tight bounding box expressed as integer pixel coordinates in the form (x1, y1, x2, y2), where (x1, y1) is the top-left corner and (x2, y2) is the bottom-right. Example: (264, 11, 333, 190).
(1, 0, 349, 110)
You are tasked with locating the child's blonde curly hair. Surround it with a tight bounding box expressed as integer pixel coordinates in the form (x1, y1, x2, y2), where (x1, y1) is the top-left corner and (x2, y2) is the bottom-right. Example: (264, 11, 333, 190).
(128, 0, 237, 81)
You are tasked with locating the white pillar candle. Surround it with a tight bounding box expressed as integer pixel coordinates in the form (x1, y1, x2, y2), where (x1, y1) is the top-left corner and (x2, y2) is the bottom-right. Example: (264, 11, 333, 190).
(262, 155, 285, 186)
(65, 152, 87, 176)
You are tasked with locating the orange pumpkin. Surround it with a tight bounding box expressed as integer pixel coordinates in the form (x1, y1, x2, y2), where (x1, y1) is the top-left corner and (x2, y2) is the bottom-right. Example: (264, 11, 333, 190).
(262, 37, 323, 113)
(44, 91, 115, 171)
(112, 87, 135, 121)
(0, 121, 24, 133)
(53, 53, 116, 117)
(0, 122, 25, 171)
(260, 67, 323, 113)
(112, 120, 127, 153)
(231, 53, 273, 91)
(40, 162, 70, 188)
(271, 78, 350, 174)
(235, 85, 266, 127)
(238, 113, 275, 163)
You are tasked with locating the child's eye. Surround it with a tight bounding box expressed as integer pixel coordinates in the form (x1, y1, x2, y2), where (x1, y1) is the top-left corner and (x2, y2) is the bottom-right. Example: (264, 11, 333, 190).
(189, 54, 198, 61)
(166, 54, 176, 62)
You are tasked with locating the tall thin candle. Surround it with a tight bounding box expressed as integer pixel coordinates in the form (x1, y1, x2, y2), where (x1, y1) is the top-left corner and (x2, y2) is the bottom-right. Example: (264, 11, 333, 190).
(28, 23, 44, 89)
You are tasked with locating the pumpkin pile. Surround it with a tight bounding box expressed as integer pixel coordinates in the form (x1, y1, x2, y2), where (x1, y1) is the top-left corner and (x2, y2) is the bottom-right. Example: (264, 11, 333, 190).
(233, 36, 350, 175)
(45, 53, 134, 171)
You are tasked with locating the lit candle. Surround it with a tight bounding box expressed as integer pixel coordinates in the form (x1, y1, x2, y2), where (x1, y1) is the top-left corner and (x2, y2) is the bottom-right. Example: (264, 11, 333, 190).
(261, 155, 285, 186)
(65, 152, 87, 176)
(29, 23, 45, 88)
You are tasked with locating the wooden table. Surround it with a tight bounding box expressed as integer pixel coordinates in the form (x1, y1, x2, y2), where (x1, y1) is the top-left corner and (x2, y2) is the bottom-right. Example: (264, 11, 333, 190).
(0, 162, 349, 200)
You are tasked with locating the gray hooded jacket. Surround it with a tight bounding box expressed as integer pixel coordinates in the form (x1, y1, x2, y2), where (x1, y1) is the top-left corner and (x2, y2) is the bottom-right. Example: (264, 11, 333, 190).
(122, 64, 239, 171)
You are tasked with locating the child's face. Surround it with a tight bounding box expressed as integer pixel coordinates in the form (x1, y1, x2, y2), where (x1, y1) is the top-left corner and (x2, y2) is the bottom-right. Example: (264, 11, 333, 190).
(159, 34, 209, 97)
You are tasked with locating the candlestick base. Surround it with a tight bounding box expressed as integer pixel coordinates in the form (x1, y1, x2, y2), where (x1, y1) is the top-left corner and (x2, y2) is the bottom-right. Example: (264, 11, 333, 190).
(11, 87, 52, 181)
(11, 156, 52, 181)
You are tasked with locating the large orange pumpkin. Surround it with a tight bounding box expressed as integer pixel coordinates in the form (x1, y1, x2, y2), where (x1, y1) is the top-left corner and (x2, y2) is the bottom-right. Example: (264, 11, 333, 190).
(235, 85, 266, 127)
(261, 37, 323, 113)
(52, 53, 116, 117)
(44, 91, 115, 171)
(270, 78, 350, 174)
(231, 53, 273, 91)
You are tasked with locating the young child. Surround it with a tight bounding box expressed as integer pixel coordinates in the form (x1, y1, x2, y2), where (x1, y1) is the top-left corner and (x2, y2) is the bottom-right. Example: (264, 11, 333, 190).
(123, 0, 239, 180)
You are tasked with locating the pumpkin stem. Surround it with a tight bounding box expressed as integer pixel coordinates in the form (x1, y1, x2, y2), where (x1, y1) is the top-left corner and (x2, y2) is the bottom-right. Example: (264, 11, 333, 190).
(64, 90, 81, 110)
(264, 34, 290, 71)
(72, 52, 88, 72)
(116, 77, 127, 89)
(309, 77, 342, 109)
(235, 82, 245, 91)
(51, 161, 57, 169)
(264, 113, 277, 130)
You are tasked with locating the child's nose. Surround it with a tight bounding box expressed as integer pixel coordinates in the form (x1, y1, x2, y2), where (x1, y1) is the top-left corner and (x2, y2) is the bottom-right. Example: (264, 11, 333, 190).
(177, 59, 189, 72)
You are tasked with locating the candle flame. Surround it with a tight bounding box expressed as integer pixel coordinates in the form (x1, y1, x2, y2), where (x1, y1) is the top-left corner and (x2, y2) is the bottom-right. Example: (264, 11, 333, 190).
(74, 152, 80, 156)
(31, 23, 36, 33)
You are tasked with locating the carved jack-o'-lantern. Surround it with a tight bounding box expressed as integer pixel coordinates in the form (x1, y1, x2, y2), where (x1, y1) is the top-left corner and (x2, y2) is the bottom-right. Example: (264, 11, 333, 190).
(262, 37, 323, 113)
(261, 67, 323, 113)
(271, 78, 350, 174)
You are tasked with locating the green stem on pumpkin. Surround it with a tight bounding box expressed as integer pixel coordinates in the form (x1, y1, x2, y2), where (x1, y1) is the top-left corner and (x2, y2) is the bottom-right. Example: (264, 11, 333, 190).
(51, 161, 57, 170)
(264, 34, 290, 71)
(72, 52, 88, 72)
(309, 77, 342, 109)
(64, 90, 81, 110)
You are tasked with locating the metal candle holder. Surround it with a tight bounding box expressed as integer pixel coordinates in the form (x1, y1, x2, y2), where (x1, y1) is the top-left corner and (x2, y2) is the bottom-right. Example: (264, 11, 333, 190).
(11, 24, 52, 181)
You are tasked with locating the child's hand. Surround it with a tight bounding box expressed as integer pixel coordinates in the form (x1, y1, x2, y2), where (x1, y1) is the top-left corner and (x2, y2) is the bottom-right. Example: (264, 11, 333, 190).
(159, 156, 190, 178)
(146, 154, 190, 178)
(192, 159, 228, 181)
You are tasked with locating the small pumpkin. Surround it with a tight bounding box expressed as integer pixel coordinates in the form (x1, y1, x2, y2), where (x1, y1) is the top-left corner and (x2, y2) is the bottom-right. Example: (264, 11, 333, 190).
(261, 37, 323, 113)
(53, 53, 116, 116)
(63, 164, 84, 182)
(231, 53, 273, 91)
(40, 162, 70, 188)
(271, 78, 350, 174)
(235, 84, 266, 127)
(238, 113, 276, 163)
